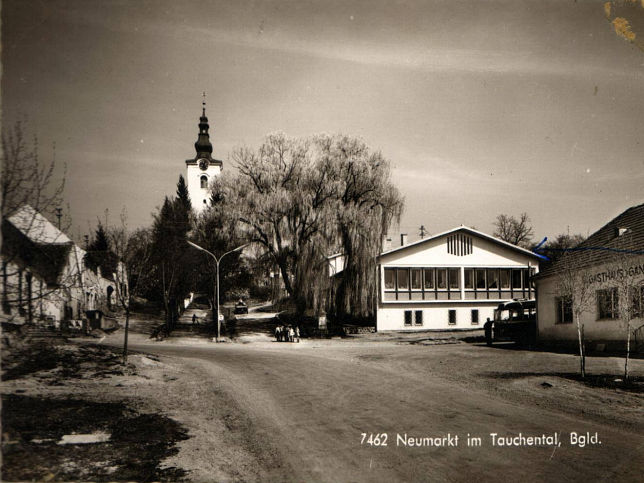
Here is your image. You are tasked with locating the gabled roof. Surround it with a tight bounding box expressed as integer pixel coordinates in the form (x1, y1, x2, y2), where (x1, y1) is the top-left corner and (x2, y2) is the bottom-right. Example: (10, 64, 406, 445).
(7, 205, 72, 245)
(378, 225, 541, 260)
(537, 203, 644, 278)
(1, 219, 73, 286)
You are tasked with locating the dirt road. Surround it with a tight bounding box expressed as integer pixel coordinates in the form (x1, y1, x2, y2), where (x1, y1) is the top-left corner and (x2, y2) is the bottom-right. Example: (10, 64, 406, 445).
(118, 332, 644, 482)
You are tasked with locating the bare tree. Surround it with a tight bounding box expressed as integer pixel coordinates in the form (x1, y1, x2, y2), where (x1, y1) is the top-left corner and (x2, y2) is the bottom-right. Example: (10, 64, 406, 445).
(108, 211, 153, 363)
(2, 121, 67, 223)
(493, 213, 534, 249)
(1, 122, 75, 324)
(605, 233, 643, 381)
(555, 253, 596, 378)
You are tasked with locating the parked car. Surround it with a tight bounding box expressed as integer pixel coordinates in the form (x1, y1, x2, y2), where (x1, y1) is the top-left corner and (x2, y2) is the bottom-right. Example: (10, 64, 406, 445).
(234, 300, 248, 315)
(485, 299, 536, 347)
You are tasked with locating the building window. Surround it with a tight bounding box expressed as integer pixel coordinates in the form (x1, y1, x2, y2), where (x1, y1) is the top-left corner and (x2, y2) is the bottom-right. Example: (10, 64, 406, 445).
(448, 268, 460, 290)
(500, 269, 511, 289)
(630, 285, 644, 319)
(397, 269, 409, 290)
(437, 269, 447, 289)
(597, 288, 619, 320)
(476, 269, 486, 289)
(464, 268, 474, 289)
(384, 268, 395, 290)
(404, 310, 412, 326)
(200, 175, 208, 189)
(471, 309, 479, 325)
(448, 309, 456, 325)
(487, 269, 499, 289)
(414, 310, 423, 326)
(411, 269, 422, 290)
(424, 268, 435, 289)
(512, 269, 523, 289)
(555, 296, 573, 324)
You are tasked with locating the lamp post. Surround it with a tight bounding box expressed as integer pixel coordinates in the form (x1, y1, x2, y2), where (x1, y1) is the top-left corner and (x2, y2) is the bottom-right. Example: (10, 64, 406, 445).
(187, 241, 248, 341)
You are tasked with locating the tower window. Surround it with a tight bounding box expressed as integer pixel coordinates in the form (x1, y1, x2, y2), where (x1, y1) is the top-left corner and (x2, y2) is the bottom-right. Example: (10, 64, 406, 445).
(200, 175, 208, 189)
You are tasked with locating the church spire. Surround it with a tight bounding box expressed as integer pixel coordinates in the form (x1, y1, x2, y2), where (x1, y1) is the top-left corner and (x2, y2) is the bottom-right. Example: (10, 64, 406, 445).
(194, 92, 213, 159)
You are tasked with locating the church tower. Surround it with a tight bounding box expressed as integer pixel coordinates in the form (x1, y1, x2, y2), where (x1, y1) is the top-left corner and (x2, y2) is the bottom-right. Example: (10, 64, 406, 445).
(185, 95, 223, 212)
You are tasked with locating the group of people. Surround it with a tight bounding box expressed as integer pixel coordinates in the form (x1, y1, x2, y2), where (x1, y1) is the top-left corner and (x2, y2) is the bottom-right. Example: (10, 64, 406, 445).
(275, 324, 300, 343)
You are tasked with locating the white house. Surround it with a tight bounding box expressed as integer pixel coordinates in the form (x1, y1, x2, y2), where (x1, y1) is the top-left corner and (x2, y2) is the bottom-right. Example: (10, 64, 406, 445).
(534, 203, 644, 351)
(1, 205, 124, 328)
(376, 226, 540, 331)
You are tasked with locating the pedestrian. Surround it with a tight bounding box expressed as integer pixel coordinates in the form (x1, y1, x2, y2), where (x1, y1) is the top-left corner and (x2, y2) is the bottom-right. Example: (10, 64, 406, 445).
(288, 326, 295, 343)
(275, 325, 281, 342)
(295, 326, 300, 343)
(192, 313, 197, 324)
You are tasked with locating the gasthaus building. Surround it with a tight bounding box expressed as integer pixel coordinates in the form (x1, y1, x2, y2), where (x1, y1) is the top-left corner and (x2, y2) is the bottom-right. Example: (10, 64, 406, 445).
(376, 227, 541, 331)
(534, 203, 644, 351)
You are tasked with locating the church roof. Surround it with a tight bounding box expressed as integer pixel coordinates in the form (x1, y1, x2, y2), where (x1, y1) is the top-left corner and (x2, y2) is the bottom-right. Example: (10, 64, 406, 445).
(194, 100, 213, 159)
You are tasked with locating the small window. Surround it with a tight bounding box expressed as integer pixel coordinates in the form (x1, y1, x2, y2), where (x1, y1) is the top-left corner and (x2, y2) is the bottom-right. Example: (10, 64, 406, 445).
(471, 309, 479, 325)
(448, 309, 456, 325)
(404, 310, 412, 326)
(556, 296, 573, 324)
(414, 310, 423, 326)
(384, 268, 396, 290)
(200, 175, 208, 189)
(597, 288, 619, 320)
(424, 268, 435, 289)
(397, 269, 409, 290)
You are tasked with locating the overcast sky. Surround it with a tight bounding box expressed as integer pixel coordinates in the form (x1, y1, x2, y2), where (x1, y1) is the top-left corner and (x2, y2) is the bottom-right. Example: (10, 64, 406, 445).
(3, 0, 643, 244)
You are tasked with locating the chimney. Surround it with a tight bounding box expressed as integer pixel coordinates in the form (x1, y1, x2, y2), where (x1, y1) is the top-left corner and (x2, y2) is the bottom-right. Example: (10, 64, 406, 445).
(400, 233, 408, 247)
(382, 235, 392, 252)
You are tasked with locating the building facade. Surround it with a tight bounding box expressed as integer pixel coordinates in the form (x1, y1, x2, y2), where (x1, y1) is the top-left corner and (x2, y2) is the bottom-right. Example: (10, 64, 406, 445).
(376, 227, 540, 331)
(535, 204, 644, 351)
(185, 98, 223, 212)
(1, 205, 124, 328)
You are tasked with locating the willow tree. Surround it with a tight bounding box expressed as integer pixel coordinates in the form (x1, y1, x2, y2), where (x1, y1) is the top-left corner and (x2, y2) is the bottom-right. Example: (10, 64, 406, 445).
(312, 134, 403, 319)
(210, 132, 403, 318)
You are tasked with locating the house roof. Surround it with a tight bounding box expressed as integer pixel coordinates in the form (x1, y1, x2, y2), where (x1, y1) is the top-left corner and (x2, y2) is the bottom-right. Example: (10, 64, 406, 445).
(537, 203, 644, 279)
(7, 205, 72, 245)
(378, 225, 541, 261)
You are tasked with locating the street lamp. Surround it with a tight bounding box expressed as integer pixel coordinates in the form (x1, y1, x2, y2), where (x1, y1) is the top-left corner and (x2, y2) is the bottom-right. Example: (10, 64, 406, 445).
(187, 240, 248, 341)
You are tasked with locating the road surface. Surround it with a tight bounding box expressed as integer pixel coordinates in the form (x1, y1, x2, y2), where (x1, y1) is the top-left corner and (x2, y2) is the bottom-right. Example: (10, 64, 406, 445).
(119, 332, 644, 482)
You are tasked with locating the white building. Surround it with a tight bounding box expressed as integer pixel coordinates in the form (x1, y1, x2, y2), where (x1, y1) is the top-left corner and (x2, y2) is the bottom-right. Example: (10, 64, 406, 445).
(185, 98, 223, 212)
(535, 204, 644, 351)
(376, 227, 540, 331)
(1, 205, 124, 328)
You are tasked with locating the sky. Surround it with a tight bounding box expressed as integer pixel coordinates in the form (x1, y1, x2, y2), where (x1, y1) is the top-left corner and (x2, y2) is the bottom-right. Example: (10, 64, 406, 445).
(3, 0, 644, 245)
